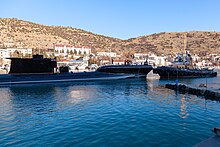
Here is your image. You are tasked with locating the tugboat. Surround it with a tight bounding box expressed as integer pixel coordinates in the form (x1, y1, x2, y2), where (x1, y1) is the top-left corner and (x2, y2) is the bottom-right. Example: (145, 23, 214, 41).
(153, 52, 217, 79)
(153, 34, 217, 79)
(0, 55, 135, 85)
(97, 61, 153, 78)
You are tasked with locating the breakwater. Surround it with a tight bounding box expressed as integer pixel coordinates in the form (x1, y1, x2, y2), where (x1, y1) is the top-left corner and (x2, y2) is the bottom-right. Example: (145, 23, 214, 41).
(165, 83, 220, 100)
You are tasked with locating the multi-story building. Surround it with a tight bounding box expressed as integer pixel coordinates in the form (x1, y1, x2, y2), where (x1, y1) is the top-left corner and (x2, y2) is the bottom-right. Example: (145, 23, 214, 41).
(7, 48, 32, 56)
(147, 53, 167, 66)
(0, 48, 32, 68)
(0, 48, 32, 58)
(54, 44, 91, 57)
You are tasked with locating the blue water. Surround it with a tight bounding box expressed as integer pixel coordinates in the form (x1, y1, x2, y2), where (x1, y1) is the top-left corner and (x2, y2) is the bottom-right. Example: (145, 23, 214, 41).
(0, 73, 220, 146)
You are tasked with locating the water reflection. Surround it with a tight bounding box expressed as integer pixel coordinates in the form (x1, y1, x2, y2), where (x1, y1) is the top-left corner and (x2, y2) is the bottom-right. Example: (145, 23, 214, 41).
(179, 95, 189, 119)
(1, 77, 220, 147)
(65, 86, 102, 105)
(0, 88, 15, 122)
(0, 79, 149, 117)
(1, 85, 58, 119)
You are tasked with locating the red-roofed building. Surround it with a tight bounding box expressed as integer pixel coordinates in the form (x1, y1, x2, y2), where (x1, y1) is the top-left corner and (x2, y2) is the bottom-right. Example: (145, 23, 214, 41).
(112, 59, 125, 65)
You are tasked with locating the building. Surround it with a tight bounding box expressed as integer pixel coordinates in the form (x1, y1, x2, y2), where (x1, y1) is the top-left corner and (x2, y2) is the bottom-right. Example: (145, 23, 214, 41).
(147, 53, 167, 66)
(196, 60, 213, 67)
(134, 53, 148, 59)
(57, 55, 90, 71)
(112, 59, 125, 65)
(133, 53, 149, 64)
(54, 44, 91, 57)
(3, 41, 14, 48)
(134, 59, 147, 65)
(7, 48, 32, 56)
(96, 52, 117, 58)
(0, 49, 9, 58)
(99, 59, 111, 65)
(0, 48, 32, 59)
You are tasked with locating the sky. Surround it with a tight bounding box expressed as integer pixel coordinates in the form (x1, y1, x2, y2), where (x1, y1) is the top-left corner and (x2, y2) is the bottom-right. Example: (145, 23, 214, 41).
(1, 0, 220, 39)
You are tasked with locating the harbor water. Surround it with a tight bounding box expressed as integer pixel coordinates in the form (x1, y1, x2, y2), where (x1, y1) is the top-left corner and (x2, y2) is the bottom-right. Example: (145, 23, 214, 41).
(0, 70, 220, 146)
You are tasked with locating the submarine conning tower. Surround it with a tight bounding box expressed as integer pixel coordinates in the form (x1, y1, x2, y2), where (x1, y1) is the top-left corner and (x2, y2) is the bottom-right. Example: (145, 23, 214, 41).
(8, 55, 57, 74)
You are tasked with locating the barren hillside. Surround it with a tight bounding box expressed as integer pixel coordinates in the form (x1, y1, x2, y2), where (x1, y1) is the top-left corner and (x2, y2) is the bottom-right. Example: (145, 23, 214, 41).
(0, 18, 220, 56)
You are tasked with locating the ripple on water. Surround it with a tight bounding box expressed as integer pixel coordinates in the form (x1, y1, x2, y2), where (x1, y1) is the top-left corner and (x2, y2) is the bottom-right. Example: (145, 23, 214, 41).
(0, 77, 220, 146)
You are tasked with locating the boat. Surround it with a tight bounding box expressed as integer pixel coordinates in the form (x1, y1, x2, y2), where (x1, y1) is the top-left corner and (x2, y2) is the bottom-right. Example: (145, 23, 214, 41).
(153, 53, 217, 79)
(153, 33, 217, 79)
(96, 63, 153, 78)
(0, 55, 135, 86)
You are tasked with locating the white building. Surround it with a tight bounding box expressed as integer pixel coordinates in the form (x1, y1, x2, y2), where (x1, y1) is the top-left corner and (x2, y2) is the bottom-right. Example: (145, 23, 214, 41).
(57, 56, 89, 71)
(99, 59, 111, 65)
(54, 44, 91, 56)
(134, 53, 148, 59)
(0, 48, 32, 58)
(196, 60, 213, 67)
(147, 53, 167, 66)
(3, 41, 14, 48)
(96, 52, 117, 58)
(134, 59, 147, 65)
(7, 48, 32, 56)
(0, 49, 9, 58)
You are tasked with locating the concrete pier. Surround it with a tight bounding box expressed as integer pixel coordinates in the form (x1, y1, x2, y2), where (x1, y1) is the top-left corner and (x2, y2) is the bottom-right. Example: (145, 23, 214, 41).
(195, 127, 220, 147)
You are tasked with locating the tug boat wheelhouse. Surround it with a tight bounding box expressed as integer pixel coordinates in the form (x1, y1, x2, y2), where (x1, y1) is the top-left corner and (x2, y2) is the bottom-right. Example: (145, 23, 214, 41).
(0, 55, 135, 85)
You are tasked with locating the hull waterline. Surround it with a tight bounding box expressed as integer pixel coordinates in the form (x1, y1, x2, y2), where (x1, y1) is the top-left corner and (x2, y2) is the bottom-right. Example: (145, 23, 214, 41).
(0, 72, 135, 86)
(153, 66, 217, 79)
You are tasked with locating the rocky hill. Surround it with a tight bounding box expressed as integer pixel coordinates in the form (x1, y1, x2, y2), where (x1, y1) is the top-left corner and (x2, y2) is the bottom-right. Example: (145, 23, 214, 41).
(126, 31, 220, 56)
(0, 18, 220, 56)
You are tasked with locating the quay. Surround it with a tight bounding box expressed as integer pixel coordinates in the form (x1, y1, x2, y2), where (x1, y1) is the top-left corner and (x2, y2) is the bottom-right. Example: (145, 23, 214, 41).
(195, 126, 220, 147)
(195, 135, 220, 147)
(165, 83, 220, 101)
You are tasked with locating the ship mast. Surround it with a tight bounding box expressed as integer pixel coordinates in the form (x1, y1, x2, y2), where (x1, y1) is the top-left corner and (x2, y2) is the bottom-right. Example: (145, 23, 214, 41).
(184, 33, 192, 66)
(184, 33, 187, 53)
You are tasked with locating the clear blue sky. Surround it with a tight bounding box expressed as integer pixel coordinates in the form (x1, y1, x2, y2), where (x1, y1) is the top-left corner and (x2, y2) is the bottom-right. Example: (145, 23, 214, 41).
(1, 0, 220, 39)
